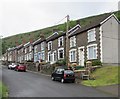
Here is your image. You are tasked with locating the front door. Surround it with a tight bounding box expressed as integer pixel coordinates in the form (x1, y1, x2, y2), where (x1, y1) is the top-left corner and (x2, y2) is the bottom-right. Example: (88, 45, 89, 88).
(79, 47, 84, 66)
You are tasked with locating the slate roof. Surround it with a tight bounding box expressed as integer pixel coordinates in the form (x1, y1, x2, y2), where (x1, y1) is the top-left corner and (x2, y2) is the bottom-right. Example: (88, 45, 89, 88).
(16, 44, 24, 50)
(46, 32, 66, 42)
(69, 13, 111, 37)
(32, 38, 46, 46)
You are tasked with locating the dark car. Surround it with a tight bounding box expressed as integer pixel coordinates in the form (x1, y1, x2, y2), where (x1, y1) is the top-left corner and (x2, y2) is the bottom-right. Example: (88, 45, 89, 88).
(15, 64, 26, 72)
(51, 68, 75, 83)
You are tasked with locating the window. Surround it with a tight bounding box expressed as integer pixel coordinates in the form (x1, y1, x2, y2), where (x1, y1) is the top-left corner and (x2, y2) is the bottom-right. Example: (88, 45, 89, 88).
(41, 42, 45, 51)
(87, 44, 97, 59)
(58, 48, 64, 59)
(41, 51, 45, 60)
(58, 36, 63, 47)
(48, 41, 52, 50)
(53, 51, 57, 62)
(69, 49, 76, 62)
(25, 54, 27, 60)
(29, 46, 32, 52)
(34, 46, 37, 53)
(25, 48, 27, 53)
(70, 36, 76, 48)
(38, 52, 41, 60)
(88, 28, 96, 42)
(48, 52, 52, 62)
(29, 53, 32, 60)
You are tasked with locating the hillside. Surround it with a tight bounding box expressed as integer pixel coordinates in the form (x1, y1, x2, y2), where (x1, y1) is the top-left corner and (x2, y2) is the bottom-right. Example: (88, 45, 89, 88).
(2, 11, 120, 54)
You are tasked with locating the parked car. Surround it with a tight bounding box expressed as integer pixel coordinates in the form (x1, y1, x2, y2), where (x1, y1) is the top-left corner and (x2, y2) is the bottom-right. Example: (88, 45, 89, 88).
(51, 67, 75, 83)
(8, 63, 17, 70)
(15, 64, 26, 72)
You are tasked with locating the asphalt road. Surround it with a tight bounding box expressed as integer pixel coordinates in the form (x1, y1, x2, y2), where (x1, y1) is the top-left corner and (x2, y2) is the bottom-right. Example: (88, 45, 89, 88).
(2, 66, 116, 97)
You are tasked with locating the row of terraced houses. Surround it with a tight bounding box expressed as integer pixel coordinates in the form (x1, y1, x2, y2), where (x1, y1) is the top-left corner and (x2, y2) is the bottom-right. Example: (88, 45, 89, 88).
(2, 13, 120, 66)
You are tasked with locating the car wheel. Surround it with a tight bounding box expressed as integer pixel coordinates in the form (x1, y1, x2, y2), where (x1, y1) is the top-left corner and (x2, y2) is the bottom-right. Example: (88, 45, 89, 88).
(51, 77, 55, 81)
(61, 78, 64, 83)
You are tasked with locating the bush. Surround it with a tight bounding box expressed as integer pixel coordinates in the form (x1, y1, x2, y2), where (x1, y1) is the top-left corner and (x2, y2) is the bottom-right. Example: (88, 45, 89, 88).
(56, 59, 66, 66)
(84, 59, 102, 66)
(74, 66, 84, 70)
(91, 59, 102, 66)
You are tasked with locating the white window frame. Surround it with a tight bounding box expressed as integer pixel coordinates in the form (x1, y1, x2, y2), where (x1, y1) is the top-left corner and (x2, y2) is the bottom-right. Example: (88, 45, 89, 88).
(70, 36, 76, 48)
(58, 36, 63, 47)
(48, 51, 52, 62)
(87, 44, 97, 59)
(29, 46, 32, 52)
(48, 41, 52, 50)
(69, 49, 77, 62)
(53, 50, 57, 62)
(58, 48, 64, 60)
(87, 28, 96, 42)
(25, 48, 27, 53)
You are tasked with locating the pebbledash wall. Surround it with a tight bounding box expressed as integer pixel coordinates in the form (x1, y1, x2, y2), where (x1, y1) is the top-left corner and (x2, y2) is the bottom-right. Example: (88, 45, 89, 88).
(3, 14, 120, 66)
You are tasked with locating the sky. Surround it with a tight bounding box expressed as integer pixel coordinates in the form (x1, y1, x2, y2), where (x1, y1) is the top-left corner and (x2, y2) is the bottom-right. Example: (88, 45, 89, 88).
(0, 0, 120, 38)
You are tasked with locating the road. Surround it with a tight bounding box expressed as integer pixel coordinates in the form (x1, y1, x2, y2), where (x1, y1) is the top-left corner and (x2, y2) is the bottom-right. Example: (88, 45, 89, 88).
(1, 66, 116, 97)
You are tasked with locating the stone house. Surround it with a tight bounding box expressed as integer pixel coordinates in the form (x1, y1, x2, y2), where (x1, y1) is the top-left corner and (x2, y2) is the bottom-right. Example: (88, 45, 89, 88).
(24, 42, 33, 62)
(32, 37, 46, 62)
(46, 31, 66, 64)
(16, 44, 24, 63)
(68, 13, 120, 66)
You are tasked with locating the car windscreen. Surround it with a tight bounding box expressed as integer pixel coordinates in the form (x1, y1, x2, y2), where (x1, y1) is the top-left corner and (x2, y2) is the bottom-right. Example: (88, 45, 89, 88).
(64, 70, 74, 74)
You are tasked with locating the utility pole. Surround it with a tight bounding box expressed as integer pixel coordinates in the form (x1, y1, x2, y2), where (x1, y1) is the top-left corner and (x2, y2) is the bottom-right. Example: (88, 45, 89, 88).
(66, 15, 70, 66)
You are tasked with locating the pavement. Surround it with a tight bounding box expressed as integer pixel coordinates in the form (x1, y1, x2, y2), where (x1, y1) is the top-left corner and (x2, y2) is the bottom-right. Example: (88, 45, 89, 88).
(1, 66, 118, 97)
(95, 84, 119, 97)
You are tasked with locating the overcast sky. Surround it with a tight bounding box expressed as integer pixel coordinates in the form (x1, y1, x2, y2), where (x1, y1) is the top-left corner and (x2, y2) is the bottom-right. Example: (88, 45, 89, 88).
(0, 0, 119, 38)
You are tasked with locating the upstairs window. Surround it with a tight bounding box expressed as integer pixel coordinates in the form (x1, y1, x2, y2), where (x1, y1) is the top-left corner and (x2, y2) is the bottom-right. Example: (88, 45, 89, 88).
(88, 28, 96, 42)
(58, 36, 63, 47)
(25, 48, 27, 53)
(34, 46, 37, 53)
(48, 41, 52, 50)
(70, 36, 76, 48)
(41, 42, 45, 51)
(29, 46, 32, 52)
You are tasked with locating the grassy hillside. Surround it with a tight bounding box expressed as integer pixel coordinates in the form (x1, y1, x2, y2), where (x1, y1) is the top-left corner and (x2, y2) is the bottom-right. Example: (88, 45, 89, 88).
(82, 66, 120, 87)
(2, 11, 120, 54)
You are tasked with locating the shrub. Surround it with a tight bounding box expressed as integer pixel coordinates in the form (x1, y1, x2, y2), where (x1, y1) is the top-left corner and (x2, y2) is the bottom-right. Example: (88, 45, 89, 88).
(91, 59, 102, 66)
(56, 59, 66, 66)
(84, 59, 102, 66)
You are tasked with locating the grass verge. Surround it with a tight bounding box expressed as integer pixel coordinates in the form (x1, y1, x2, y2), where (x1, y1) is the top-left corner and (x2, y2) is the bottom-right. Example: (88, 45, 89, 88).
(0, 81, 8, 98)
(81, 66, 120, 87)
